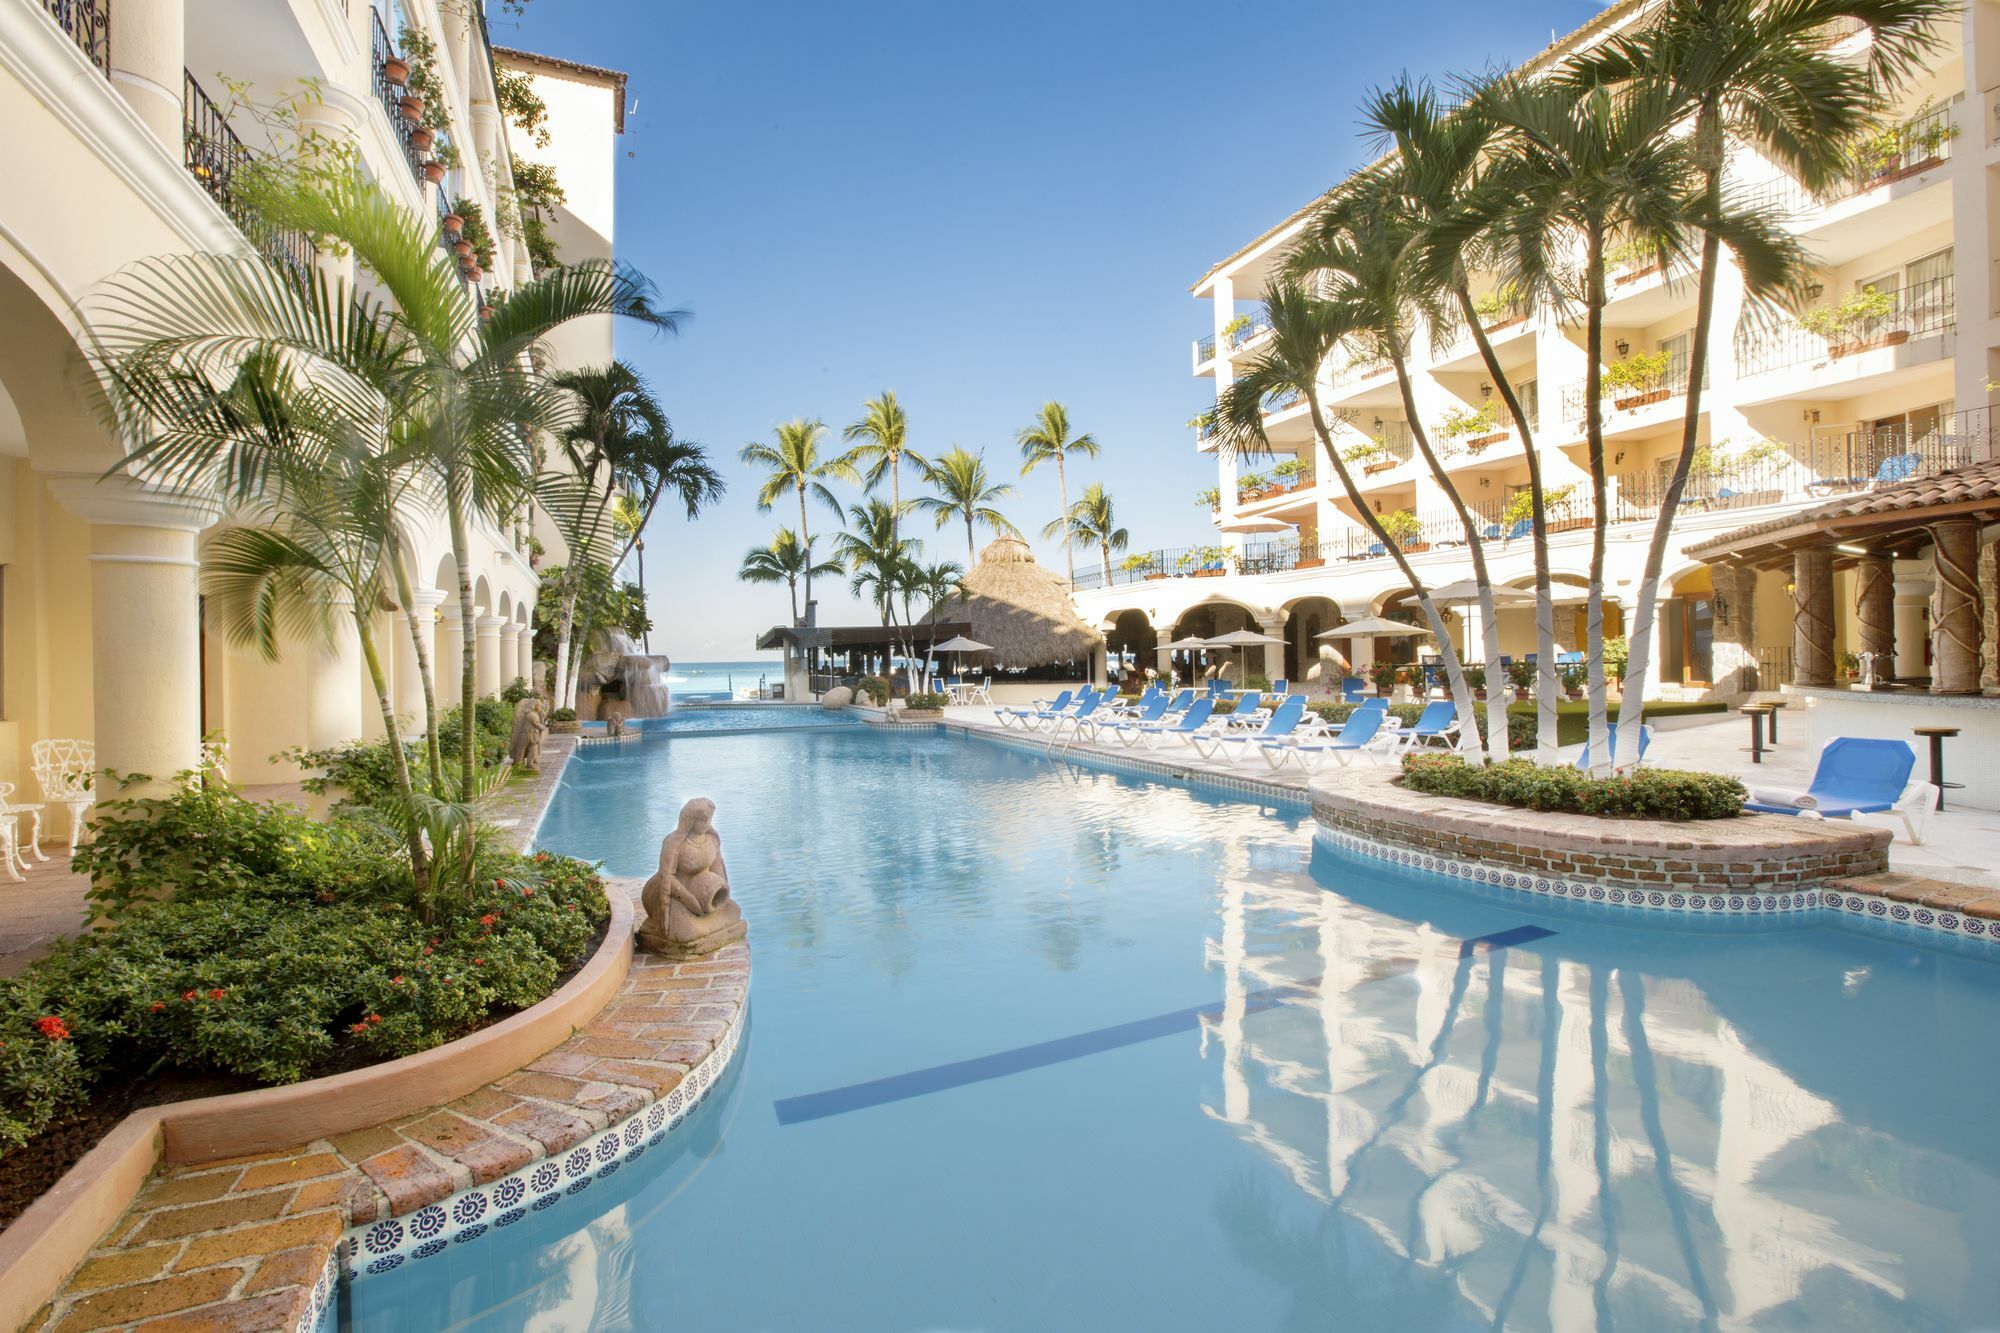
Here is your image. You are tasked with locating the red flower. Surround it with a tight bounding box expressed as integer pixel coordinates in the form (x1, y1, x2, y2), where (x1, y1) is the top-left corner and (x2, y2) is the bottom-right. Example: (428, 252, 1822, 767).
(181, 990, 197, 1002)
(391, 976, 405, 986)
(34, 1016, 71, 1042)
(149, 1001, 167, 1014)
(422, 945, 433, 956)
(473, 958, 483, 966)
(521, 887, 535, 898)
(494, 879, 504, 889)
(208, 989, 226, 1001)
(479, 913, 498, 930)
(349, 1020, 370, 1035)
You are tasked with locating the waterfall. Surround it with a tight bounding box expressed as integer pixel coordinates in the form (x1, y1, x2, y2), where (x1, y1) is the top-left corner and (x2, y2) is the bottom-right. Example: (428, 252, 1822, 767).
(621, 654, 672, 716)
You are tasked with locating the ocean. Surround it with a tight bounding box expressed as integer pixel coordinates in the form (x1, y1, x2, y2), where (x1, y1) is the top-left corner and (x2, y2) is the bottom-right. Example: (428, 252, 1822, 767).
(667, 659, 785, 701)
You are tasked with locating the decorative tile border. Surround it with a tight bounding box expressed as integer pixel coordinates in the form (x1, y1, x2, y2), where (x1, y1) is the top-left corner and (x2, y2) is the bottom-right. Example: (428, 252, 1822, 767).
(341, 1003, 746, 1281)
(1318, 825, 2000, 949)
(303, 1249, 337, 1332)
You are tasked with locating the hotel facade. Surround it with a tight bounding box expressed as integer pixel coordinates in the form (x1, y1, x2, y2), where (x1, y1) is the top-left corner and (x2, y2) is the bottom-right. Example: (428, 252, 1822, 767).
(1071, 0, 2000, 725)
(0, 0, 623, 794)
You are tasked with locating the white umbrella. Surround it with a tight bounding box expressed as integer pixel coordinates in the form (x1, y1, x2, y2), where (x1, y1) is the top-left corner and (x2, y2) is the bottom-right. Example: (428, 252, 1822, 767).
(930, 634, 992, 681)
(1428, 581, 1535, 668)
(1314, 617, 1433, 640)
(1205, 628, 1288, 686)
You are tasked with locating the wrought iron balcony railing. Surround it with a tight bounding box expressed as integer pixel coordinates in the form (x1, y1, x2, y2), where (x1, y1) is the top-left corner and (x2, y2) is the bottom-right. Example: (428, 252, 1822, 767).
(41, 0, 109, 75)
(371, 6, 426, 182)
(1735, 271, 1955, 377)
(182, 72, 317, 283)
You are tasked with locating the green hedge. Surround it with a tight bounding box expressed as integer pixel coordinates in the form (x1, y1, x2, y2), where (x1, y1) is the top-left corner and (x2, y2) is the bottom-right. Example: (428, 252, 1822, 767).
(1400, 754, 1745, 820)
(1505, 700, 1726, 748)
(1, 788, 609, 1154)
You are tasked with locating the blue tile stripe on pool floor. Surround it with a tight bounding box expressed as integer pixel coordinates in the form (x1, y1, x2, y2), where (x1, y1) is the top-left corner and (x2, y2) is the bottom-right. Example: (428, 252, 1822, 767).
(773, 923, 1556, 1125)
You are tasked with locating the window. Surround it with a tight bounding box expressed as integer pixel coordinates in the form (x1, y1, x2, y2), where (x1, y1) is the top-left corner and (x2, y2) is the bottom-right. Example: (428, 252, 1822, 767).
(1518, 378, 1539, 434)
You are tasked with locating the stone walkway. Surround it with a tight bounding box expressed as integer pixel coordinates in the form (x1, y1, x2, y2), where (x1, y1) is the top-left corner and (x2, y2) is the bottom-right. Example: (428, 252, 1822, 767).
(0, 853, 90, 979)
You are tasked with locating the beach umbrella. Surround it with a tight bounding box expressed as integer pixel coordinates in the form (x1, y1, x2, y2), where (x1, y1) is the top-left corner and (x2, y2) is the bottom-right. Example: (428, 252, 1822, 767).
(1204, 628, 1287, 685)
(1314, 617, 1433, 640)
(1161, 634, 1213, 683)
(1427, 580, 1536, 658)
(930, 634, 992, 679)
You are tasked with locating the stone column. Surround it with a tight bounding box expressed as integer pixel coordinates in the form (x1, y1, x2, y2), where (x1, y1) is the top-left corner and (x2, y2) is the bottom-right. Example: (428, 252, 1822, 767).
(392, 589, 447, 735)
(475, 614, 505, 700)
(497, 622, 522, 691)
(1339, 603, 1376, 679)
(1982, 539, 1999, 693)
(1929, 518, 1984, 694)
(1893, 564, 1932, 680)
(1709, 559, 1759, 696)
(436, 611, 465, 709)
(1792, 545, 1836, 687)
(1258, 616, 1289, 684)
(1853, 553, 1895, 665)
(48, 477, 218, 790)
(517, 621, 535, 687)
(306, 594, 366, 749)
(109, 0, 185, 148)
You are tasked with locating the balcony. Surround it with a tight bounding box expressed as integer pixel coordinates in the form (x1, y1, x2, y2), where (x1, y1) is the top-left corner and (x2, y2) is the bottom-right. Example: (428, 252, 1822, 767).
(371, 7, 428, 183)
(1733, 272, 1953, 394)
(182, 72, 318, 283)
(1557, 353, 1700, 438)
(40, 0, 108, 74)
(1431, 403, 1520, 464)
(1729, 104, 1956, 262)
(1193, 308, 1274, 372)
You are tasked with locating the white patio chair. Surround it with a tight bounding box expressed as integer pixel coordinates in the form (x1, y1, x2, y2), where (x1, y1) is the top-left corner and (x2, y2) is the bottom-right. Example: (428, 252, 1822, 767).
(32, 738, 95, 853)
(0, 782, 44, 876)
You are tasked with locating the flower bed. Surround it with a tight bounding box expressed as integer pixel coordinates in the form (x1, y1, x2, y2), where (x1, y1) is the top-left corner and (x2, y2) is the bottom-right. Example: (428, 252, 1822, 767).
(0, 781, 610, 1227)
(1400, 753, 1745, 820)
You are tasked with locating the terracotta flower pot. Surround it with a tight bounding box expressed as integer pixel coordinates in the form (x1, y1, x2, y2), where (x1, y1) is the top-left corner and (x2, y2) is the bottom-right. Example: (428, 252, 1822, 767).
(549, 719, 579, 735)
(442, 212, 465, 234)
(1612, 387, 1670, 411)
(382, 56, 410, 86)
(409, 126, 435, 151)
(399, 95, 425, 124)
(466, 264, 483, 281)
(423, 161, 446, 184)
(453, 239, 473, 257)
(479, 304, 497, 321)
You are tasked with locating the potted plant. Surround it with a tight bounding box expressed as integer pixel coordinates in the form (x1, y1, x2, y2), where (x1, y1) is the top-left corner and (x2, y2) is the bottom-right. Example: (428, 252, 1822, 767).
(382, 53, 410, 86)
(526, 535, 545, 569)
(1606, 236, 1660, 283)
(1342, 436, 1395, 475)
(1235, 472, 1269, 502)
(1220, 313, 1252, 344)
(1473, 281, 1526, 330)
(1271, 457, 1311, 492)
(1799, 285, 1901, 355)
(1122, 552, 1163, 581)
(1182, 544, 1231, 577)
(410, 126, 435, 152)
(899, 691, 948, 720)
(1439, 401, 1504, 448)
(399, 93, 426, 124)
(1463, 664, 1487, 700)
(1370, 661, 1400, 696)
(423, 160, 446, 185)
(442, 209, 465, 235)
(549, 706, 579, 734)
(1196, 486, 1220, 510)
(1380, 509, 1423, 551)
(1601, 349, 1673, 410)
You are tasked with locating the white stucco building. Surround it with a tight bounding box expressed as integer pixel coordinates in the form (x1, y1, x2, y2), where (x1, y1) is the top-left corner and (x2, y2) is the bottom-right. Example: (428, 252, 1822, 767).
(1073, 0, 2000, 710)
(0, 0, 624, 792)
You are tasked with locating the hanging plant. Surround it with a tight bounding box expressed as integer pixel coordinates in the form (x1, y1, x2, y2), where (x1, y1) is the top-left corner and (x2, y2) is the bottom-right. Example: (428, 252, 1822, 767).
(451, 196, 497, 271)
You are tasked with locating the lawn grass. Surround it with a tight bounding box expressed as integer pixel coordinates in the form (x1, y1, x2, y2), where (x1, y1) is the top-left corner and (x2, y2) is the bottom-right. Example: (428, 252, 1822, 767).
(1508, 699, 1726, 747)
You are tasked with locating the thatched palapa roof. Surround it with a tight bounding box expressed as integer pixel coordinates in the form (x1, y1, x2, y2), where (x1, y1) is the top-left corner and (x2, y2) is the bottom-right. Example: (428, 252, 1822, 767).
(939, 536, 1099, 668)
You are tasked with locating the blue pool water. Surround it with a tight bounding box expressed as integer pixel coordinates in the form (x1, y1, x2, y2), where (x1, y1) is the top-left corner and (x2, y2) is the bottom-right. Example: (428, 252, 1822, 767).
(627, 704, 862, 734)
(349, 723, 2000, 1330)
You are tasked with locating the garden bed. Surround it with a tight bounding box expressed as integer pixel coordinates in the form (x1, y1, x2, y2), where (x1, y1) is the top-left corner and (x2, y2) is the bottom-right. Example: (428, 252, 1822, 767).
(1399, 753, 1745, 820)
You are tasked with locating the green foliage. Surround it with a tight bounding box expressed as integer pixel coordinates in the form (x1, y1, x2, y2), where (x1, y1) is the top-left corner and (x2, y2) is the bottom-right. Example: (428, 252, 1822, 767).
(1439, 401, 1501, 439)
(1799, 286, 1898, 341)
(1369, 662, 1402, 690)
(1379, 509, 1422, 546)
(856, 675, 892, 702)
(1240, 675, 1272, 693)
(1500, 483, 1575, 526)
(0, 844, 608, 1151)
(286, 702, 513, 812)
(1121, 552, 1158, 574)
(451, 196, 497, 270)
(1308, 700, 1536, 750)
(1462, 664, 1487, 690)
(1220, 314, 1251, 338)
(1235, 472, 1269, 496)
(1472, 282, 1523, 322)
(1603, 635, 1631, 678)
(396, 22, 453, 139)
(1271, 458, 1311, 482)
(904, 692, 949, 710)
(1196, 487, 1221, 508)
(501, 676, 533, 704)
(1602, 350, 1672, 395)
(1341, 437, 1389, 464)
(1507, 659, 1536, 689)
(550, 707, 578, 722)
(1604, 236, 1658, 272)
(1177, 545, 1231, 571)
(496, 68, 551, 148)
(1401, 754, 1746, 820)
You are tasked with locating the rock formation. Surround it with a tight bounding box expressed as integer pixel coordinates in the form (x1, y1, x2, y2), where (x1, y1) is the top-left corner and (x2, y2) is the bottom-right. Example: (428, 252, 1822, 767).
(638, 798, 747, 958)
(821, 685, 853, 710)
(508, 697, 548, 772)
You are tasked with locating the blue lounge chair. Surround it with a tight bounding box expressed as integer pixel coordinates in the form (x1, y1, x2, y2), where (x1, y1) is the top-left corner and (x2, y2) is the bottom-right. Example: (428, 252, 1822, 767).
(1745, 737, 1935, 843)
(1271, 678, 1288, 696)
(1871, 453, 1921, 488)
(1088, 692, 1171, 743)
(997, 689, 1069, 728)
(1045, 692, 1107, 741)
(1222, 691, 1265, 731)
(1192, 695, 1307, 762)
(1159, 688, 1196, 716)
(1313, 697, 1387, 735)
(1026, 688, 1098, 732)
(1393, 700, 1460, 751)
(1132, 697, 1216, 749)
(1573, 723, 1654, 770)
(1266, 705, 1392, 772)
(1341, 677, 1370, 703)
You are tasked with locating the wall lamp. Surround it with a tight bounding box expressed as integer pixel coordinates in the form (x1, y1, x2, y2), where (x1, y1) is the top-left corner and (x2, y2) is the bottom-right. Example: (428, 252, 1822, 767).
(1615, 338, 1631, 357)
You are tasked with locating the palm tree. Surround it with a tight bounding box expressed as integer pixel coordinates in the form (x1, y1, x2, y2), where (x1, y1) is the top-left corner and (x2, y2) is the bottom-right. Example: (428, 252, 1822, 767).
(1560, 0, 1947, 770)
(1017, 402, 1099, 583)
(833, 498, 917, 626)
(1369, 77, 1561, 763)
(608, 432, 723, 657)
(1464, 72, 1698, 773)
(915, 446, 1020, 562)
(1291, 173, 1509, 762)
(843, 390, 926, 550)
(1213, 277, 1479, 737)
(1046, 483, 1128, 586)
(740, 418, 855, 617)
(90, 171, 677, 800)
(547, 362, 669, 708)
(738, 527, 840, 627)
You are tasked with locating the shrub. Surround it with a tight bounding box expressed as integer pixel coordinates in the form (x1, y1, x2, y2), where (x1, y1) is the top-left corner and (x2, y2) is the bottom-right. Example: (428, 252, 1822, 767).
(1602, 350, 1671, 395)
(286, 701, 515, 809)
(1400, 754, 1745, 820)
(501, 676, 533, 704)
(904, 692, 948, 710)
(1240, 675, 1272, 693)
(855, 675, 891, 703)
(550, 707, 578, 722)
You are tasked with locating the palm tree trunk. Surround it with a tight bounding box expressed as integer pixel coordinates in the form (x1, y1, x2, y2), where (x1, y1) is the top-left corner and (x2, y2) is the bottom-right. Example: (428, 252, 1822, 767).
(356, 605, 430, 893)
(447, 476, 479, 793)
(1614, 114, 1723, 774)
(965, 513, 975, 564)
(636, 539, 649, 653)
(551, 586, 578, 712)
(1391, 356, 1508, 765)
(786, 574, 800, 627)
(387, 537, 444, 789)
(1100, 539, 1112, 586)
(1056, 451, 1073, 584)
(1303, 389, 1477, 728)
(1583, 226, 1613, 778)
(1457, 285, 1559, 764)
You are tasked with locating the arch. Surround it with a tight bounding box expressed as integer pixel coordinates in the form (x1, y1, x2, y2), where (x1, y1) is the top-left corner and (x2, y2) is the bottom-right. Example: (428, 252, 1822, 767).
(0, 256, 122, 475)
(1104, 609, 1157, 682)
(1281, 595, 1339, 684)
(433, 553, 458, 593)
(497, 590, 512, 620)
(473, 574, 493, 614)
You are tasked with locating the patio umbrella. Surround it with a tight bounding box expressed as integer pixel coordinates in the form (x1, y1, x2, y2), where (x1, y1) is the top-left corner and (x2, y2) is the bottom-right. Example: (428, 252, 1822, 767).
(1162, 634, 1214, 684)
(930, 634, 992, 681)
(1313, 617, 1434, 640)
(1205, 628, 1287, 685)
(1427, 580, 1537, 661)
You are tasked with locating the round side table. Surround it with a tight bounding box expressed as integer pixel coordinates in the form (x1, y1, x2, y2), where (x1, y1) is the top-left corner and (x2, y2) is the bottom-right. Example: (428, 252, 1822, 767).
(1912, 726, 1962, 812)
(1742, 704, 1774, 763)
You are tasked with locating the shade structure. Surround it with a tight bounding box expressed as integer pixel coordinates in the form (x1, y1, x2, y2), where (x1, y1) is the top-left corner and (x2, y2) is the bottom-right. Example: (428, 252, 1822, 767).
(1164, 635, 1213, 651)
(1315, 617, 1433, 640)
(935, 536, 1100, 668)
(1429, 580, 1538, 607)
(930, 635, 992, 653)
(1204, 628, 1287, 647)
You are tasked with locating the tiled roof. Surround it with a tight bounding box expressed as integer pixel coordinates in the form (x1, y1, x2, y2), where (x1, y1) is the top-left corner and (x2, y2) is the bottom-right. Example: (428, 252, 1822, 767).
(1685, 459, 2000, 559)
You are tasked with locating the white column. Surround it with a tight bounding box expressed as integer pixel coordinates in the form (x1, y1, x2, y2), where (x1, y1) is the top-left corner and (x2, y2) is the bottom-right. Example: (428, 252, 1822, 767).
(48, 477, 218, 791)
(1258, 615, 1289, 684)
(307, 594, 366, 749)
(436, 610, 465, 709)
(393, 589, 448, 735)
(1339, 601, 1375, 678)
(109, 0, 185, 148)
(516, 620, 535, 688)
(475, 613, 505, 699)
(1894, 565, 1933, 680)
(497, 622, 522, 692)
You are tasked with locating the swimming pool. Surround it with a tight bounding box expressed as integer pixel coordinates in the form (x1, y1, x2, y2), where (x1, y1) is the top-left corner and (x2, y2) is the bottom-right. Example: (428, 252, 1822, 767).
(348, 723, 2000, 1330)
(622, 704, 864, 734)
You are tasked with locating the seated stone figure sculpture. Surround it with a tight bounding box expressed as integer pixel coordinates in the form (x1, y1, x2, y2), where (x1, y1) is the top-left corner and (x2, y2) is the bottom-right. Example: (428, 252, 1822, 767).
(639, 798, 747, 957)
(508, 697, 549, 772)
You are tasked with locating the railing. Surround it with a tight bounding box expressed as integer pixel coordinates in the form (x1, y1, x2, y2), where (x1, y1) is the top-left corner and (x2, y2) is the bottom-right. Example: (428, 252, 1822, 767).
(370, 6, 426, 181)
(1826, 101, 1955, 202)
(1753, 646, 1795, 693)
(1229, 306, 1273, 349)
(182, 72, 317, 283)
(1808, 15, 1868, 48)
(1263, 387, 1303, 418)
(1432, 404, 1517, 458)
(1194, 332, 1217, 364)
(41, 0, 109, 75)
(1328, 352, 1392, 390)
(1558, 353, 1698, 428)
(1735, 271, 1955, 377)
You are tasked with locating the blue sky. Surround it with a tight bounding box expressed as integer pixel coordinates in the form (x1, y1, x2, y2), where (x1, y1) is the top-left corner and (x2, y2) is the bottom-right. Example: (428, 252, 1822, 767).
(497, 0, 1600, 663)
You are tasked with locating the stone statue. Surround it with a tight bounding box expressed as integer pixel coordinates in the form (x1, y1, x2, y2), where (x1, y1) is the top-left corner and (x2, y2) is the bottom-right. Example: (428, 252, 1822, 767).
(639, 798, 747, 957)
(508, 697, 549, 772)
(604, 707, 627, 739)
